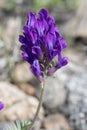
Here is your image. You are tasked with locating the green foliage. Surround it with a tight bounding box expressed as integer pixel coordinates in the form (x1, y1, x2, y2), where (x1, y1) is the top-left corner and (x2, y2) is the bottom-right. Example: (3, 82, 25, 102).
(4, 0, 79, 12)
(3, 120, 31, 130)
(6, 0, 16, 11)
(35, 0, 64, 7)
(34, 0, 78, 11)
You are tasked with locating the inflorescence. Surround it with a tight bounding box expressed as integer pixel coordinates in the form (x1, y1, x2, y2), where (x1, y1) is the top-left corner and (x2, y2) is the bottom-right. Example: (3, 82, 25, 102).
(19, 8, 68, 82)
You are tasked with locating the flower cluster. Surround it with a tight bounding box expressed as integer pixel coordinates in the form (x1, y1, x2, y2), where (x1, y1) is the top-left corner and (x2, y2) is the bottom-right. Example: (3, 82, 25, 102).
(0, 101, 4, 110)
(19, 8, 68, 82)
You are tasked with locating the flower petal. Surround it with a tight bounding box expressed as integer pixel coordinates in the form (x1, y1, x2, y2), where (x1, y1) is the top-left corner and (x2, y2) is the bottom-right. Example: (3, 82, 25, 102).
(58, 52, 68, 68)
(26, 12, 36, 28)
(62, 57, 68, 66)
(32, 46, 43, 59)
(39, 8, 48, 19)
(57, 52, 63, 68)
(59, 36, 67, 49)
(30, 60, 44, 82)
(21, 52, 30, 62)
(46, 33, 54, 59)
(0, 101, 4, 110)
(30, 60, 40, 76)
(47, 65, 58, 75)
(20, 45, 36, 64)
(29, 29, 38, 44)
(19, 35, 25, 43)
(47, 56, 68, 75)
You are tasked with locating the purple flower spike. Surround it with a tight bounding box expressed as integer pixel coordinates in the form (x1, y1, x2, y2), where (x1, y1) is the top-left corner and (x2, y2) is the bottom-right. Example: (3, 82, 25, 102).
(19, 8, 68, 82)
(30, 60, 44, 82)
(0, 101, 4, 110)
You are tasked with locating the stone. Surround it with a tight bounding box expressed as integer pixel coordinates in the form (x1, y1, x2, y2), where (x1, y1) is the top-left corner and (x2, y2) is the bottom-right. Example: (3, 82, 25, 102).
(11, 62, 34, 83)
(55, 61, 85, 86)
(0, 122, 12, 130)
(53, 48, 86, 87)
(0, 121, 42, 130)
(54, 49, 87, 86)
(0, 82, 44, 121)
(64, 0, 87, 42)
(37, 76, 67, 110)
(2, 17, 21, 50)
(0, 0, 8, 8)
(64, 72, 87, 130)
(0, 57, 7, 70)
(31, 120, 42, 130)
(18, 83, 37, 96)
(0, 40, 5, 57)
(65, 49, 87, 67)
(3, 16, 21, 42)
(43, 114, 71, 130)
(0, 39, 4, 49)
(51, 7, 74, 24)
(1, 16, 22, 67)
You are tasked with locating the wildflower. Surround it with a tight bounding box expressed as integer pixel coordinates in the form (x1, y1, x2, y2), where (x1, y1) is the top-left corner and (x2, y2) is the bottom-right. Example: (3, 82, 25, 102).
(0, 101, 4, 110)
(19, 8, 68, 82)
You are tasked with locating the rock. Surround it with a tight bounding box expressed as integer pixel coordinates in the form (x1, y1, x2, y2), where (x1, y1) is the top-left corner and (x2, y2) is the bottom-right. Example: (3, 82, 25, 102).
(0, 122, 12, 130)
(65, 49, 87, 67)
(55, 61, 86, 85)
(0, 57, 7, 70)
(53, 48, 86, 87)
(1, 16, 22, 67)
(0, 0, 8, 8)
(40, 129, 46, 130)
(0, 82, 44, 121)
(2, 16, 21, 50)
(32, 120, 42, 130)
(43, 114, 71, 130)
(63, 0, 87, 44)
(37, 76, 67, 110)
(0, 16, 22, 68)
(64, 72, 87, 130)
(54, 65, 72, 86)
(0, 121, 41, 130)
(11, 62, 34, 83)
(0, 40, 5, 57)
(0, 39, 4, 48)
(51, 8, 74, 24)
(18, 83, 37, 96)
(15, 0, 24, 4)
(54, 50, 87, 90)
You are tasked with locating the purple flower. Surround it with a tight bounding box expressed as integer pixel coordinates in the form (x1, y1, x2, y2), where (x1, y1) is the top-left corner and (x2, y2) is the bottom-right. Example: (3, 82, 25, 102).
(19, 8, 68, 82)
(0, 101, 4, 110)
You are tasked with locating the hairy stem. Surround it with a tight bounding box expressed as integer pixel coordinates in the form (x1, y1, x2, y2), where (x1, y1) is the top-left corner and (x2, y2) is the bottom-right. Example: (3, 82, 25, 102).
(27, 82, 45, 130)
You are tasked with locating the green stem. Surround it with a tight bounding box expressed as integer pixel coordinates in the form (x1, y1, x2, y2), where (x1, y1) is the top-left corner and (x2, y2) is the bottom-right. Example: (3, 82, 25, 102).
(27, 82, 45, 130)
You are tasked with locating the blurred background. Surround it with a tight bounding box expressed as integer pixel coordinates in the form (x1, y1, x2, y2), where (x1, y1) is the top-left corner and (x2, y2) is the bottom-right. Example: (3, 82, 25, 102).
(0, 0, 87, 130)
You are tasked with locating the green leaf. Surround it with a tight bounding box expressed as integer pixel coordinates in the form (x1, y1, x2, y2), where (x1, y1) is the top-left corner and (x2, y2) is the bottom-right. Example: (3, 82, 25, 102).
(3, 120, 31, 130)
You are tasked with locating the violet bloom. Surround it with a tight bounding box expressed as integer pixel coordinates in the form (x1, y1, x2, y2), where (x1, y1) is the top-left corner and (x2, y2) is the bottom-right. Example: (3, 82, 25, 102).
(0, 101, 4, 110)
(19, 8, 68, 82)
